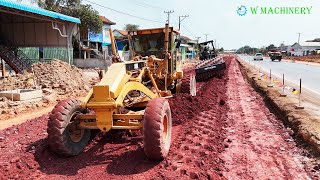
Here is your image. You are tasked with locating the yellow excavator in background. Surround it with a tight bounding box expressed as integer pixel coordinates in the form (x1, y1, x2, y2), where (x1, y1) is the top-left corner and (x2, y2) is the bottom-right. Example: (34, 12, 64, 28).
(47, 24, 186, 160)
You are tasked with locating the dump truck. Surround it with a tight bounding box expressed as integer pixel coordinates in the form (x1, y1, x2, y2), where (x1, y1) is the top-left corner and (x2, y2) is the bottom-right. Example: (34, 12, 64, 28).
(46, 24, 190, 161)
(195, 40, 226, 81)
(269, 51, 282, 61)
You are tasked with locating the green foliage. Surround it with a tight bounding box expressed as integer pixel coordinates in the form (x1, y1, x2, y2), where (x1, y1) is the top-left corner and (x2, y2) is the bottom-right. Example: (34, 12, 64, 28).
(36, 0, 103, 34)
(237, 45, 258, 54)
(124, 24, 139, 31)
(63, 4, 103, 33)
(37, 0, 62, 11)
(266, 44, 276, 51)
(237, 45, 270, 55)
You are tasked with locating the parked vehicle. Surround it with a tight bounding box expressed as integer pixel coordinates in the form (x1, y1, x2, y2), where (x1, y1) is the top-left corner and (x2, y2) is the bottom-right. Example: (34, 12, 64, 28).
(253, 53, 263, 60)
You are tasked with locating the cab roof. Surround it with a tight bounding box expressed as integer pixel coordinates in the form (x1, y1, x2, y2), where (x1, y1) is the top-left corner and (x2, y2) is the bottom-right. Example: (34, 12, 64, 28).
(128, 27, 179, 36)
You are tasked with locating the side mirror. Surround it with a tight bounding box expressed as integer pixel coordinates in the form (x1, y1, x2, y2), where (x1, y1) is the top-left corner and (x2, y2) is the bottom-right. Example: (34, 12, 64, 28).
(175, 39, 181, 48)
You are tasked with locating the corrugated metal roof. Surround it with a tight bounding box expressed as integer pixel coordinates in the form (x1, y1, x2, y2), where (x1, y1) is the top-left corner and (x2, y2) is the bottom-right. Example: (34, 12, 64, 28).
(114, 29, 128, 36)
(299, 42, 320, 47)
(99, 16, 115, 25)
(0, 0, 80, 23)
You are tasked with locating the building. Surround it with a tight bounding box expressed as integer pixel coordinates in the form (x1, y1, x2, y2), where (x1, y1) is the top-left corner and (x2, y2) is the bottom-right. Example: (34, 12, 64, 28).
(113, 29, 129, 61)
(0, 0, 80, 76)
(179, 36, 192, 60)
(79, 16, 115, 59)
(289, 42, 320, 56)
(187, 39, 197, 59)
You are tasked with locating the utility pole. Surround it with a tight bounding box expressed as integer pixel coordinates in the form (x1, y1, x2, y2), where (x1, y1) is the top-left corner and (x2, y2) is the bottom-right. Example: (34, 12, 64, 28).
(178, 15, 189, 31)
(164, 10, 174, 25)
(195, 36, 201, 44)
(297, 33, 302, 44)
(204, 34, 209, 42)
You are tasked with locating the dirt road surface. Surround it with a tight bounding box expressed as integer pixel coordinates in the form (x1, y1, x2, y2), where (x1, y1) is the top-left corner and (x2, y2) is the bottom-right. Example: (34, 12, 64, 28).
(222, 58, 310, 179)
(0, 56, 314, 179)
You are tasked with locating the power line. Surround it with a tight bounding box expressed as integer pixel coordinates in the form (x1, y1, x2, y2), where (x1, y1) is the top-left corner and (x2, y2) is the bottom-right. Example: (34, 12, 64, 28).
(83, 0, 165, 24)
(87, 0, 198, 38)
(178, 15, 189, 31)
(124, 0, 168, 10)
(164, 10, 174, 25)
(182, 24, 196, 37)
(172, 14, 197, 38)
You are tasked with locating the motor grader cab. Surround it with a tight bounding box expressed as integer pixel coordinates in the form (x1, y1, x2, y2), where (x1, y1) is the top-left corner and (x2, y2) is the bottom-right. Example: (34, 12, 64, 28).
(198, 40, 217, 60)
(46, 24, 184, 161)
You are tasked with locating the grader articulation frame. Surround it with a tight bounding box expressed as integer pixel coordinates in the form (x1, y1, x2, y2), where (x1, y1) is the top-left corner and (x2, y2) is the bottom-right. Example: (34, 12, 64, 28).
(47, 24, 184, 160)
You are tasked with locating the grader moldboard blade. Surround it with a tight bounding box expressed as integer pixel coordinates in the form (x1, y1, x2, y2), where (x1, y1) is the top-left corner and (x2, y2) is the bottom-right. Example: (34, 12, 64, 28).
(195, 57, 226, 81)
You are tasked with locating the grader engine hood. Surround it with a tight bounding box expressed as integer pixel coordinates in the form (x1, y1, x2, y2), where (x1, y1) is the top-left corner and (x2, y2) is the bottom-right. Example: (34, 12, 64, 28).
(81, 61, 158, 132)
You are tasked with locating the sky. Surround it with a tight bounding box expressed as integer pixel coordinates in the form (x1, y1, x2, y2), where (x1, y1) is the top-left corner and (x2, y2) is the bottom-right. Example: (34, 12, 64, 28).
(81, 0, 320, 50)
(20, 0, 320, 50)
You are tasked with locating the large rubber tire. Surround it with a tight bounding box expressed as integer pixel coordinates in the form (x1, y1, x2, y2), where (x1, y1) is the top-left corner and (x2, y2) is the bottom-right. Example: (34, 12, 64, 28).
(47, 99, 91, 156)
(143, 98, 172, 161)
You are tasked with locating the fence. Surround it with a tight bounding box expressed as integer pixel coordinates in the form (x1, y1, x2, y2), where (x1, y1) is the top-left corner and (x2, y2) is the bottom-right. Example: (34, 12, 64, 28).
(19, 47, 74, 64)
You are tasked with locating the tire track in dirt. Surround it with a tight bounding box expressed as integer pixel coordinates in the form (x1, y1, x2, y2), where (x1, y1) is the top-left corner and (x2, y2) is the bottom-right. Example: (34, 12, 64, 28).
(160, 109, 226, 179)
(152, 57, 231, 179)
(222, 57, 310, 179)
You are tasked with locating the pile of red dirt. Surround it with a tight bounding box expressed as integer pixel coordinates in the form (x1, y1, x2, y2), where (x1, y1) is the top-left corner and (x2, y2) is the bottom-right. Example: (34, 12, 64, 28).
(32, 60, 89, 94)
(0, 73, 34, 91)
(0, 60, 90, 95)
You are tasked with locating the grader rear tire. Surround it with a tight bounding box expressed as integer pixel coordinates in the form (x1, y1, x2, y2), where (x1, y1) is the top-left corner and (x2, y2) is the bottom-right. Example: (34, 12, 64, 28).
(143, 98, 172, 161)
(47, 99, 91, 156)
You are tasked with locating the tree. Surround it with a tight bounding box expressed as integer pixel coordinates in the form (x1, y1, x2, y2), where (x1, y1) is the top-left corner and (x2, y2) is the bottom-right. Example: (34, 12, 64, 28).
(236, 45, 260, 54)
(37, 0, 62, 11)
(36, 0, 102, 33)
(124, 24, 139, 31)
(63, 4, 103, 33)
(266, 44, 276, 51)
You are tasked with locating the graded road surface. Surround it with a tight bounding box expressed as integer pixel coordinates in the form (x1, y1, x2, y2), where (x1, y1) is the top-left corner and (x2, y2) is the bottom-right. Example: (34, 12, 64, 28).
(0, 56, 314, 179)
(222, 58, 309, 179)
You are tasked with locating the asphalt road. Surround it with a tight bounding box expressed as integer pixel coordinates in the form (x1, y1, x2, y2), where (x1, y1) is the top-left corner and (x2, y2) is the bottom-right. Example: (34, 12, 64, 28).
(239, 55, 320, 96)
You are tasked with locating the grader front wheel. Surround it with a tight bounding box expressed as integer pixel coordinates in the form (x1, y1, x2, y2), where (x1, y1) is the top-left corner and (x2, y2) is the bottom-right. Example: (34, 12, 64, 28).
(143, 98, 172, 160)
(47, 99, 91, 156)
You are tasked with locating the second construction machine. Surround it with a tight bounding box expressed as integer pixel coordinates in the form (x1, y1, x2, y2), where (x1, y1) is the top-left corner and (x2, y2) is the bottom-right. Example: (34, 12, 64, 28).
(46, 24, 186, 160)
(195, 40, 226, 81)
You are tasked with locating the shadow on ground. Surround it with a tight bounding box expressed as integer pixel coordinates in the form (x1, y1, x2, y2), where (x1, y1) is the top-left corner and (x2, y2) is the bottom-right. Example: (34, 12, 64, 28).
(30, 130, 159, 176)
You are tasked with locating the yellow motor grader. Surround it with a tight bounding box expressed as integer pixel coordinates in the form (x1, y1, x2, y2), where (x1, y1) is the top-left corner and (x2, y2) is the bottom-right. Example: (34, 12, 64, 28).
(47, 24, 185, 160)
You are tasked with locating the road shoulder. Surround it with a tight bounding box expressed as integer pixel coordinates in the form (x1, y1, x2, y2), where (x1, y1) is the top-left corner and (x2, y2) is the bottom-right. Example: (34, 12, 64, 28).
(237, 57, 320, 154)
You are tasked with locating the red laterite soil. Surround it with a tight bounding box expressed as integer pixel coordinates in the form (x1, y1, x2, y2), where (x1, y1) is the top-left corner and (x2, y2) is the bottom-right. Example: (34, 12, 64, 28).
(0, 56, 312, 179)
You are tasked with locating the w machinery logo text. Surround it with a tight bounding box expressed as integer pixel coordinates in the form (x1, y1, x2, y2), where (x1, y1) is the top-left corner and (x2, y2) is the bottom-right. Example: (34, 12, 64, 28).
(237, 5, 313, 16)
